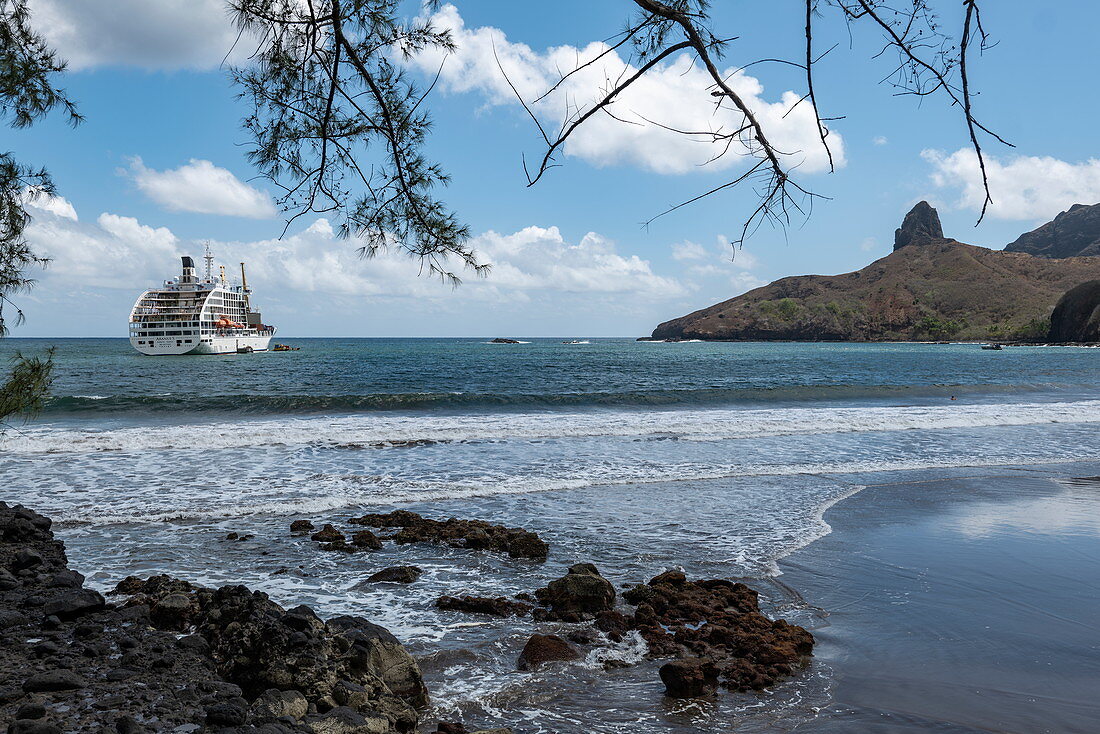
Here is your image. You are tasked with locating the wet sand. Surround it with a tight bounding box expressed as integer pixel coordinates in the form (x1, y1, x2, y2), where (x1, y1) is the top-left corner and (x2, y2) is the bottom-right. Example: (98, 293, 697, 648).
(783, 469, 1100, 733)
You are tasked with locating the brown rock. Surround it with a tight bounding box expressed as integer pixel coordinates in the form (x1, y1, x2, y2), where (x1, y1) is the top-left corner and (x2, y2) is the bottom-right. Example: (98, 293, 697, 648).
(534, 563, 615, 619)
(290, 520, 315, 533)
(517, 634, 579, 670)
(311, 524, 344, 543)
(350, 530, 382, 550)
(436, 595, 532, 617)
(659, 658, 719, 697)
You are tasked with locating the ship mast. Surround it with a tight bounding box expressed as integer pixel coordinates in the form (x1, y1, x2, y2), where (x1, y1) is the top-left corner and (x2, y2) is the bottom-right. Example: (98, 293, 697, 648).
(203, 242, 215, 281)
(240, 262, 251, 310)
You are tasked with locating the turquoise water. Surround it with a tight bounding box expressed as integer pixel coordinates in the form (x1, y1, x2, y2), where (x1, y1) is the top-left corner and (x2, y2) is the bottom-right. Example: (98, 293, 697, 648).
(2, 338, 1100, 731)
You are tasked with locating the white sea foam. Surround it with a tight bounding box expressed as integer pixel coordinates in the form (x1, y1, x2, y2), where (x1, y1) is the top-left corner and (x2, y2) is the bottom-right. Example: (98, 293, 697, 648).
(5, 399, 1100, 455)
(44, 453, 1098, 527)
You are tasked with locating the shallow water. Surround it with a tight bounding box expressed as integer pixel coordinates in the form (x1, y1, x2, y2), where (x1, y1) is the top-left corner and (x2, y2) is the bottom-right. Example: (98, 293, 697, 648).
(3, 338, 1100, 731)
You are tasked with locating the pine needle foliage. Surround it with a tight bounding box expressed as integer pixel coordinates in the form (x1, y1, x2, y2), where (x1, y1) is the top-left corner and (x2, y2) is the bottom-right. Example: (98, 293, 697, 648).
(231, 0, 481, 284)
(0, 0, 79, 423)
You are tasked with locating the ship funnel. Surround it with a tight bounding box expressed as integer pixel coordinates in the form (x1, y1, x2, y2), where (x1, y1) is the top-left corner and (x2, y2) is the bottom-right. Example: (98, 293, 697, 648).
(181, 256, 196, 283)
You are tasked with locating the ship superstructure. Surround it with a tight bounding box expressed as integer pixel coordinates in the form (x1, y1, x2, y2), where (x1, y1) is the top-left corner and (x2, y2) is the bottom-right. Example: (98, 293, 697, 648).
(128, 249, 276, 355)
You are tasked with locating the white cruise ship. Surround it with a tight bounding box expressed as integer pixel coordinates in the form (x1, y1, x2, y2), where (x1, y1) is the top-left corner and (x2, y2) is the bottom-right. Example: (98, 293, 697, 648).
(129, 249, 276, 355)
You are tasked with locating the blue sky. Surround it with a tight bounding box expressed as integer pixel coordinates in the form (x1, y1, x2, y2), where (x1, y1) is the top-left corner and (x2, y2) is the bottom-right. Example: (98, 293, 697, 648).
(9, 0, 1100, 337)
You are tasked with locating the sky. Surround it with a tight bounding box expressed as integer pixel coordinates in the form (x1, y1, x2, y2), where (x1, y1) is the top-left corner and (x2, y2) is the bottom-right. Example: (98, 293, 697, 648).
(7, 0, 1100, 338)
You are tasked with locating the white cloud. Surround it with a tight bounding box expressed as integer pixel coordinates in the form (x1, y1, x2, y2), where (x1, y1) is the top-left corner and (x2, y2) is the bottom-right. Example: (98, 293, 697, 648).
(672, 241, 708, 261)
(23, 200, 684, 304)
(411, 4, 844, 176)
(873, 136, 888, 146)
(23, 190, 78, 221)
(860, 236, 879, 252)
(29, 0, 245, 71)
(125, 158, 277, 219)
(923, 148, 1100, 220)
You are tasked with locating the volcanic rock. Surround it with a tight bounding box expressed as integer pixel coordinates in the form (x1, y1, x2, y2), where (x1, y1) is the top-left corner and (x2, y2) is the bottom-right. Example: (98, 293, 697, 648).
(516, 634, 579, 670)
(659, 658, 720, 698)
(534, 563, 615, 619)
(291, 520, 315, 532)
(436, 595, 532, 617)
(619, 571, 814, 691)
(351, 529, 383, 550)
(23, 670, 87, 692)
(311, 524, 345, 543)
(349, 511, 548, 560)
(489, 338, 520, 344)
(361, 566, 423, 584)
(0, 501, 427, 732)
(42, 588, 105, 620)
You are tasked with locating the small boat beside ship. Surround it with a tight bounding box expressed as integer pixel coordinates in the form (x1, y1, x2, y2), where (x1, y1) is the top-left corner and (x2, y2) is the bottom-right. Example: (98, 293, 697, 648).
(128, 248, 276, 356)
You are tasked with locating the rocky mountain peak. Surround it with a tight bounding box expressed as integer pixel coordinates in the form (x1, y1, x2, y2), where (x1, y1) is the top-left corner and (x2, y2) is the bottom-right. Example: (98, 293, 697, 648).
(1005, 202, 1100, 258)
(893, 200, 945, 251)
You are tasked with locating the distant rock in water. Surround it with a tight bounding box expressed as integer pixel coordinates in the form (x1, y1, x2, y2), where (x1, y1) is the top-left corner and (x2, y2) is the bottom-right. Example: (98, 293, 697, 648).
(1005, 203, 1100, 258)
(1048, 280, 1100, 341)
(893, 200, 946, 250)
(490, 338, 520, 344)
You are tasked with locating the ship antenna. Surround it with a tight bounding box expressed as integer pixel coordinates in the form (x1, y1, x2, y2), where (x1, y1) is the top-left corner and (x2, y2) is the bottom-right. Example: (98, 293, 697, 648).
(203, 242, 215, 281)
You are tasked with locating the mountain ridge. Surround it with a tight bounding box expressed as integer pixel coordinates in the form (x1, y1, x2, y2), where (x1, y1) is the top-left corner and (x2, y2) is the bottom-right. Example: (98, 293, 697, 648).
(651, 203, 1100, 342)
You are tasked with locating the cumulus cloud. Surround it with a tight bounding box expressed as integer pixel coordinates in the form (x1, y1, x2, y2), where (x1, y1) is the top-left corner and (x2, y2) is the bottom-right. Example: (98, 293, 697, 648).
(873, 136, 888, 146)
(125, 158, 277, 219)
(923, 148, 1100, 220)
(23, 199, 684, 304)
(23, 190, 78, 221)
(410, 4, 843, 176)
(675, 235, 765, 296)
(29, 0, 247, 71)
(672, 241, 708, 261)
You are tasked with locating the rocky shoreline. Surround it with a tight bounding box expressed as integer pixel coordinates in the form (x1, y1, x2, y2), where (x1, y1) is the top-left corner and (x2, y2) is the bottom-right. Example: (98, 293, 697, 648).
(1, 503, 814, 732)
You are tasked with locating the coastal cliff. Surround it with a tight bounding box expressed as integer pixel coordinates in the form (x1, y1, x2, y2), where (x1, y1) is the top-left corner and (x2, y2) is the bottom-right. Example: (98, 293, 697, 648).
(651, 203, 1100, 342)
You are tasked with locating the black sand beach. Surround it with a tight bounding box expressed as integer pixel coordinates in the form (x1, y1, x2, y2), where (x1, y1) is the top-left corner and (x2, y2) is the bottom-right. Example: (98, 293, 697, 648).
(785, 470, 1100, 733)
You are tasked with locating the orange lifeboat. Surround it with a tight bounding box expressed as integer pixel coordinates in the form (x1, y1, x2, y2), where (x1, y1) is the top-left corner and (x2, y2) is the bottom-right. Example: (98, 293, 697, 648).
(215, 315, 243, 329)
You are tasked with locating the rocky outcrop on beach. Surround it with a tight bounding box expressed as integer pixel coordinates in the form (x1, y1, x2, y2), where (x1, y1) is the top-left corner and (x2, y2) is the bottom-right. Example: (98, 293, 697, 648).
(348, 511, 549, 560)
(0, 501, 427, 732)
(616, 570, 814, 692)
(1005, 202, 1100, 258)
(651, 202, 1100, 342)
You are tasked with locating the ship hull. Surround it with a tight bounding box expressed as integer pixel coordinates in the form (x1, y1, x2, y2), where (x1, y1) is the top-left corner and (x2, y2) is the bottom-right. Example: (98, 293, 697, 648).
(130, 333, 274, 356)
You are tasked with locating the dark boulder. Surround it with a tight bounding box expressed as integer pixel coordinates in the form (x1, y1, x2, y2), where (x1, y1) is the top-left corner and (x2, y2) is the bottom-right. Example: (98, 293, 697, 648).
(534, 563, 615, 619)
(350, 530, 382, 550)
(436, 595, 532, 617)
(290, 520, 315, 533)
(516, 634, 579, 670)
(894, 200, 946, 250)
(23, 670, 87, 692)
(360, 566, 422, 585)
(311, 524, 345, 543)
(659, 658, 719, 698)
(42, 589, 105, 620)
(1048, 280, 1100, 342)
(8, 721, 62, 734)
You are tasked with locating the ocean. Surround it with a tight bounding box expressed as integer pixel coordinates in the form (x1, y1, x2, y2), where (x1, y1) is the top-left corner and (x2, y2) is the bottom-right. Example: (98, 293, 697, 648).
(3, 337, 1099, 732)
